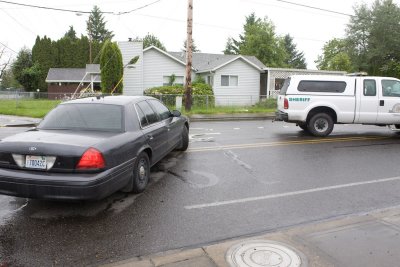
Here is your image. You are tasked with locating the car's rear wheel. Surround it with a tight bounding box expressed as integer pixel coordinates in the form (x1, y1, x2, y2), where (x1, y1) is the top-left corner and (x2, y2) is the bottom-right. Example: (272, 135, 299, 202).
(307, 113, 334, 137)
(131, 152, 150, 193)
(176, 126, 189, 151)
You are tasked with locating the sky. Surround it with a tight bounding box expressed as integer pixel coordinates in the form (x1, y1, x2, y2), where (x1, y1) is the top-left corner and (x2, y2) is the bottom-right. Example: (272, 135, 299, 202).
(0, 0, 394, 69)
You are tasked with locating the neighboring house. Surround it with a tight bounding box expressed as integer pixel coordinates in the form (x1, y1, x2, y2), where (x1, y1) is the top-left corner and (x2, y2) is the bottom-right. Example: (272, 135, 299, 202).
(45, 64, 101, 99)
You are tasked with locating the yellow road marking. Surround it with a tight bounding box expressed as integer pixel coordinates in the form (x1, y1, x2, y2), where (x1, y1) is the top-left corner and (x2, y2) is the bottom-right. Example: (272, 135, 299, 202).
(188, 136, 390, 152)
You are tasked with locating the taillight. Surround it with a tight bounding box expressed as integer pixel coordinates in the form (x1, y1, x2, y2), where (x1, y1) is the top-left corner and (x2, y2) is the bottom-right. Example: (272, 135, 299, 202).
(76, 148, 105, 169)
(284, 98, 289, 109)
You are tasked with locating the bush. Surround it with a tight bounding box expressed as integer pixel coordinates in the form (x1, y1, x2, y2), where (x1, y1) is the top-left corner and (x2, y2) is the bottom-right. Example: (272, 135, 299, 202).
(144, 83, 214, 108)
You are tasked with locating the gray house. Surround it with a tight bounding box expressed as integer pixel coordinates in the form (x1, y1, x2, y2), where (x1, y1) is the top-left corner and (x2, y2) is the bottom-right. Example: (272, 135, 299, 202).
(119, 41, 266, 106)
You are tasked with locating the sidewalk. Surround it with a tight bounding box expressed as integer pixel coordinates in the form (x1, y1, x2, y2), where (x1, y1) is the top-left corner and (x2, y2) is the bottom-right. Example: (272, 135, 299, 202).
(103, 206, 400, 267)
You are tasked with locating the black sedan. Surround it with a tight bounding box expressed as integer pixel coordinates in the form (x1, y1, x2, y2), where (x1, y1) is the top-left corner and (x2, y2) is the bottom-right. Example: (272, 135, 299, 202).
(0, 96, 189, 200)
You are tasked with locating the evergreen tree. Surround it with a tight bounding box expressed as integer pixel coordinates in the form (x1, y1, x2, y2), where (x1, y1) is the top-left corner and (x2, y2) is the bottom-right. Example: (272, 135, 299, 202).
(64, 26, 77, 40)
(87, 5, 114, 42)
(138, 33, 166, 51)
(32, 35, 57, 90)
(183, 39, 200, 52)
(223, 13, 288, 67)
(283, 34, 307, 69)
(100, 40, 123, 93)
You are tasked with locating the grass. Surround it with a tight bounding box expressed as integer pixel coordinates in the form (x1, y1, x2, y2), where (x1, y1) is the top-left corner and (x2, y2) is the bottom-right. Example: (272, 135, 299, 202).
(0, 98, 277, 118)
(0, 99, 61, 118)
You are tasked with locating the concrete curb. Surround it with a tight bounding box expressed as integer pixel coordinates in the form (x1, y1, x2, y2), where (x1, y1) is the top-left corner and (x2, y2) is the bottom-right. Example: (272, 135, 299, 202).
(188, 113, 275, 122)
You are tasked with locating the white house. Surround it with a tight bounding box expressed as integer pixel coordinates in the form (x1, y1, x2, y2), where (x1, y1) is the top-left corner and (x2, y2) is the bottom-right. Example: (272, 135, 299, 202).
(118, 41, 266, 106)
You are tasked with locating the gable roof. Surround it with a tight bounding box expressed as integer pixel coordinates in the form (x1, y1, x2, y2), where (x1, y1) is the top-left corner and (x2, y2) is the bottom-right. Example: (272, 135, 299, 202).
(143, 46, 266, 73)
(46, 64, 101, 83)
(168, 51, 266, 73)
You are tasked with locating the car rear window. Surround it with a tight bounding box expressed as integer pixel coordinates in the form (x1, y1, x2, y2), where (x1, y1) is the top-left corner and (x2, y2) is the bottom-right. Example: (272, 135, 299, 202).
(297, 80, 347, 93)
(38, 103, 124, 132)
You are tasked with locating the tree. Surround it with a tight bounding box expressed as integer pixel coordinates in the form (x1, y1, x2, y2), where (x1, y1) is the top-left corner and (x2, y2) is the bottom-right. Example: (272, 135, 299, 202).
(87, 5, 114, 42)
(64, 26, 77, 40)
(345, 0, 400, 76)
(137, 33, 166, 51)
(315, 38, 354, 72)
(0, 68, 21, 89)
(12, 48, 42, 91)
(223, 13, 288, 67)
(183, 39, 200, 52)
(100, 40, 123, 94)
(283, 34, 307, 69)
(0, 45, 11, 80)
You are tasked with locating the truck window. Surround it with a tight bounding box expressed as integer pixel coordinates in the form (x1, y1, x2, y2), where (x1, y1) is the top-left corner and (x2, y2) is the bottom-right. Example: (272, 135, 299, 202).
(297, 81, 347, 93)
(279, 78, 291, 95)
(364, 80, 376, 96)
(382, 80, 400, 97)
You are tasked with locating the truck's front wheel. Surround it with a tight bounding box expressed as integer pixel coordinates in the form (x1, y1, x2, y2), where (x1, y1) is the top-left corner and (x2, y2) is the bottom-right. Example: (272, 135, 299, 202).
(308, 113, 334, 137)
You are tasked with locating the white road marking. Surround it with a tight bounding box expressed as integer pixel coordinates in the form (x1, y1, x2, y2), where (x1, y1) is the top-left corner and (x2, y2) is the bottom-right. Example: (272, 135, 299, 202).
(258, 127, 264, 129)
(234, 128, 240, 130)
(184, 176, 400, 210)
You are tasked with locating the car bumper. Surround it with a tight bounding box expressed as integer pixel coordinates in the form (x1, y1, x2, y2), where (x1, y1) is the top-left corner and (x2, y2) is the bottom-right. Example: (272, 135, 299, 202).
(0, 158, 135, 201)
(275, 110, 289, 122)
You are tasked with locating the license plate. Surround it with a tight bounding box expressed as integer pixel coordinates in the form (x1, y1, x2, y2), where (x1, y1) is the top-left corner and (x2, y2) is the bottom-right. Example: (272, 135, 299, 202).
(25, 155, 47, 170)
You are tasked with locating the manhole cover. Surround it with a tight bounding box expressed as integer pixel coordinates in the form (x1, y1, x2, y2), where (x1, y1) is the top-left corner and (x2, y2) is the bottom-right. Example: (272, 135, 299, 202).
(226, 240, 303, 267)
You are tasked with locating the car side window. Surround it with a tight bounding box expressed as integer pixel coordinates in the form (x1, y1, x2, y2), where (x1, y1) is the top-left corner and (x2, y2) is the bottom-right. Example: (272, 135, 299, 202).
(135, 104, 149, 127)
(148, 100, 171, 120)
(137, 101, 160, 126)
(382, 80, 400, 97)
(364, 79, 376, 96)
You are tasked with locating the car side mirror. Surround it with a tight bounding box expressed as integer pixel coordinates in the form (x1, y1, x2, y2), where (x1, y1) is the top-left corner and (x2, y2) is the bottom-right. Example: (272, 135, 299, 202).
(171, 110, 181, 117)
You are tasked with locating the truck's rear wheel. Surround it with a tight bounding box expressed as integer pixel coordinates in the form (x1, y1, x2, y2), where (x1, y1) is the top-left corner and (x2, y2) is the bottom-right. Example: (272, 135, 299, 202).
(297, 123, 308, 131)
(307, 113, 334, 137)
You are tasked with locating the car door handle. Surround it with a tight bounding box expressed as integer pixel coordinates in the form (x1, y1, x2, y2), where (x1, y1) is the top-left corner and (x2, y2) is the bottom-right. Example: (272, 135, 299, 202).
(380, 100, 385, 106)
(146, 134, 154, 141)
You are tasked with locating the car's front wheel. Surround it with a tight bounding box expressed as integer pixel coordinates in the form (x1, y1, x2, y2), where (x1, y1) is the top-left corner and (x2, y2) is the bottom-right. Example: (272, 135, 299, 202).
(131, 152, 150, 193)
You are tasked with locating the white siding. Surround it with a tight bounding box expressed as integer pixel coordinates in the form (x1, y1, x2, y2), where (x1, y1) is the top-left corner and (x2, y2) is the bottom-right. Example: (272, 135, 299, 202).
(118, 41, 144, 96)
(143, 49, 195, 91)
(213, 59, 261, 106)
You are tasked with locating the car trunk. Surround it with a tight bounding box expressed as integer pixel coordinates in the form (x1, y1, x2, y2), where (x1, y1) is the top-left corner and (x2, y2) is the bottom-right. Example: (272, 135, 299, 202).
(0, 129, 119, 172)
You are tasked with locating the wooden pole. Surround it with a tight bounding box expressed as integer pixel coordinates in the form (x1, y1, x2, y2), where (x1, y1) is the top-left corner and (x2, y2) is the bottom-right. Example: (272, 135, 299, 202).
(184, 0, 193, 111)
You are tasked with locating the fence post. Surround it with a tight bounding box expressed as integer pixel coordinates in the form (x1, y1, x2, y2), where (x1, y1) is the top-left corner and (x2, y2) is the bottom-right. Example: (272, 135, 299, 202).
(206, 95, 209, 109)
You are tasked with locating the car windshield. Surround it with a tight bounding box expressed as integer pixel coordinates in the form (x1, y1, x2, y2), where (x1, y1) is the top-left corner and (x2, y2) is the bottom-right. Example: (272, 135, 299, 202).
(38, 103, 124, 132)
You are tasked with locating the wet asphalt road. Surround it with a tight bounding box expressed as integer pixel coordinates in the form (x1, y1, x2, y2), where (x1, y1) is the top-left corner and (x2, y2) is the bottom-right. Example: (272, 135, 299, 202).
(1, 121, 400, 266)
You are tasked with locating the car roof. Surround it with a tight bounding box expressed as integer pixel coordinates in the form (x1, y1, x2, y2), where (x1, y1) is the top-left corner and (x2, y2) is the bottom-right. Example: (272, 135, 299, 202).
(60, 95, 155, 106)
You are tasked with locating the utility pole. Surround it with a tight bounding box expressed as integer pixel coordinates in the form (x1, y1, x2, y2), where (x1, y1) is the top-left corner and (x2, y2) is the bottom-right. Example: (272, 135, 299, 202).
(184, 0, 193, 111)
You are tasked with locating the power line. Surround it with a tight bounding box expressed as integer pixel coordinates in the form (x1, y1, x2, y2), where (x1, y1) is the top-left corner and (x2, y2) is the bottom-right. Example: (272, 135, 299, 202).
(0, 0, 162, 15)
(273, 0, 354, 17)
(0, 41, 17, 54)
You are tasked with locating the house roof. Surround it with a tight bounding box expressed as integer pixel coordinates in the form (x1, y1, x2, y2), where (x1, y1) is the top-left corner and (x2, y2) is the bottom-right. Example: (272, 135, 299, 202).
(167, 51, 266, 72)
(143, 46, 266, 73)
(46, 64, 101, 83)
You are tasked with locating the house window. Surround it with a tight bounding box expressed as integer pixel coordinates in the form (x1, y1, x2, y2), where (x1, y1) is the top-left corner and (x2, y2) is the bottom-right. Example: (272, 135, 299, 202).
(221, 75, 238, 86)
(163, 75, 184, 86)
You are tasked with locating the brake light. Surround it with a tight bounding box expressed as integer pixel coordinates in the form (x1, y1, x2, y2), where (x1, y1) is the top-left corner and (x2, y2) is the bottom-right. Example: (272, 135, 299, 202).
(284, 98, 289, 109)
(77, 148, 105, 169)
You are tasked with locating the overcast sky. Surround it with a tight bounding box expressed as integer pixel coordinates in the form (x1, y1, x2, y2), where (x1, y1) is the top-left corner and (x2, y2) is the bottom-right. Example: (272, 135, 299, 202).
(0, 0, 394, 69)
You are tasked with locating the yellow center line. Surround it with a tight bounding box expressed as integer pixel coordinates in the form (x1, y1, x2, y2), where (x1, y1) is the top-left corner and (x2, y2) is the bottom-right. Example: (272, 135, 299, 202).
(188, 136, 390, 152)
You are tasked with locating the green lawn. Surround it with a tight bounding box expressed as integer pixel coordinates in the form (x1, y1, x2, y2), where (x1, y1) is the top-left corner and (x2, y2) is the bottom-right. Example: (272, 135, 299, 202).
(0, 99, 61, 118)
(0, 98, 276, 118)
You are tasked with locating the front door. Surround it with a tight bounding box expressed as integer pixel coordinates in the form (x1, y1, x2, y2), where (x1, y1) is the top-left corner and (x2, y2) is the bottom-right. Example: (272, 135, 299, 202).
(377, 78, 400, 124)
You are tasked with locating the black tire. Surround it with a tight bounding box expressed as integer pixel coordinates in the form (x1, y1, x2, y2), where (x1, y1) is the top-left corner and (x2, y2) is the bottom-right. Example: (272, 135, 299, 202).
(307, 113, 334, 137)
(297, 123, 308, 131)
(395, 124, 400, 129)
(131, 152, 150, 193)
(176, 126, 189, 151)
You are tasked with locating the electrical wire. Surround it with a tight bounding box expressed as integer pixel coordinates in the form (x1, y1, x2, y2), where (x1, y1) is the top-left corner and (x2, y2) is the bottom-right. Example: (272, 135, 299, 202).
(0, 41, 17, 54)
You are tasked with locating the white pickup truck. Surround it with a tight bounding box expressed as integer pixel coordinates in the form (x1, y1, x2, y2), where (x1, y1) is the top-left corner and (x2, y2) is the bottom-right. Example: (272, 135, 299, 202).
(275, 75, 400, 136)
